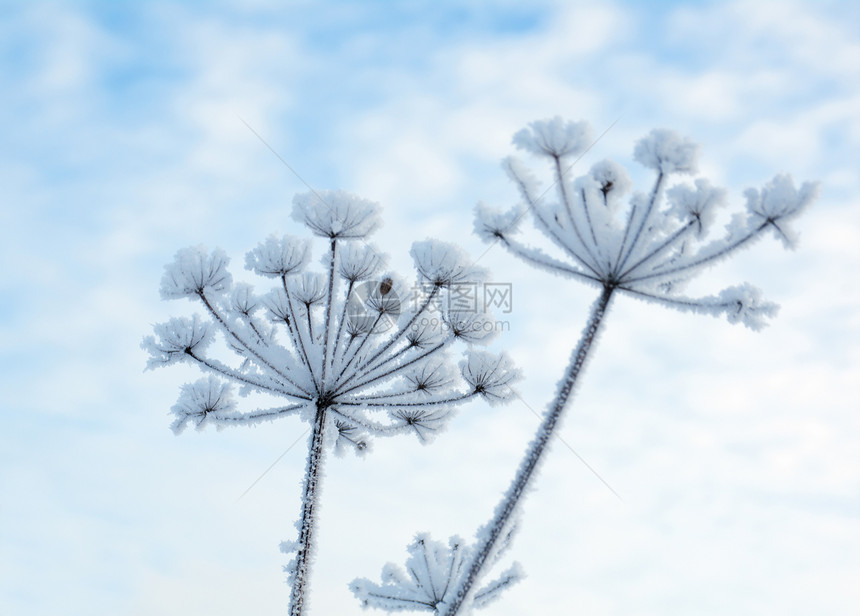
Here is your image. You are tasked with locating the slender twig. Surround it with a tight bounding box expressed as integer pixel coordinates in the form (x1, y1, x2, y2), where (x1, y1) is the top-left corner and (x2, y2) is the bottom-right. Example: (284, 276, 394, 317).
(330, 278, 355, 378)
(337, 391, 477, 408)
(509, 165, 603, 279)
(627, 222, 766, 285)
(198, 291, 313, 397)
(281, 276, 319, 392)
(617, 218, 696, 280)
(335, 338, 452, 397)
(499, 236, 603, 285)
(443, 286, 614, 616)
(357, 286, 442, 374)
(187, 351, 310, 401)
(615, 172, 664, 274)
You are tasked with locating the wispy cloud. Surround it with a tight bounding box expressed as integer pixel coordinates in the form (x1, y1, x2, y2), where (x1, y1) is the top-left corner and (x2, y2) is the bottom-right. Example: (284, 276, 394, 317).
(1, 1, 857, 614)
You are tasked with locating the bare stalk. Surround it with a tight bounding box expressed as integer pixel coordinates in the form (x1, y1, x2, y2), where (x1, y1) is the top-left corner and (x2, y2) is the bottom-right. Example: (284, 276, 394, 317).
(442, 284, 614, 616)
(321, 238, 338, 389)
(288, 403, 329, 616)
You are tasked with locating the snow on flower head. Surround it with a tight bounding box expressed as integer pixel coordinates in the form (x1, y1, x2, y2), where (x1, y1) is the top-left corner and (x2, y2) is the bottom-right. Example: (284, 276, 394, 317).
(446, 310, 498, 344)
(352, 530, 522, 612)
(245, 234, 309, 278)
(633, 128, 700, 175)
(351, 534, 470, 612)
(362, 275, 404, 319)
(589, 159, 633, 201)
(411, 239, 489, 287)
(147, 188, 520, 614)
(403, 359, 456, 396)
(292, 189, 382, 239)
(142, 315, 214, 368)
(478, 116, 817, 330)
(338, 243, 387, 282)
(513, 116, 593, 160)
(170, 375, 235, 434)
(667, 179, 727, 237)
(289, 272, 327, 307)
(147, 189, 518, 448)
(160, 245, 232, 299)
(473, 201, 525, 242)
(261, 287, 292, 322)
(743, 173, 820, 248)
(405, 317, 447, 348)
(388, 407, 453, 444)
(717, 283, 779, 331)
(332, 418, 370, 458)
(229, 283, 260, 316)
(460, 351, 521, 405)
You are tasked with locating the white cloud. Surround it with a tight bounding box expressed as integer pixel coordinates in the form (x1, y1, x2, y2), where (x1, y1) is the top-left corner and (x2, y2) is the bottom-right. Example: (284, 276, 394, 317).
(1, 0, 858, 614)
(669, 0, 860, 79)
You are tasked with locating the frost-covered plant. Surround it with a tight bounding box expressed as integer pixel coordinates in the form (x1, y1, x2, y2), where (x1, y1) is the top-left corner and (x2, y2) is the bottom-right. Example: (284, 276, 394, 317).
(356, 118, 818, 615)
(350, 529, 522, 612)
(143, 189, 519, 616)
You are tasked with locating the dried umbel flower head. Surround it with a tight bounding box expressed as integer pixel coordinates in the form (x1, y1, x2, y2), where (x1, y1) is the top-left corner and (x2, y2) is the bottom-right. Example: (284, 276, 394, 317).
(144, 189, 519, 616)
(351, 531, 523, 613)
(512, 116, 593, 160)
(477, 118, 819, 330)
(366, 118, 819, 616)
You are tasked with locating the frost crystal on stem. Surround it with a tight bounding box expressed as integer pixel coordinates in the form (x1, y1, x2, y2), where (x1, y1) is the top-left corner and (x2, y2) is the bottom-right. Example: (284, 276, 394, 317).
(361, 118, 817, 616)
(143, 189, 518, 616)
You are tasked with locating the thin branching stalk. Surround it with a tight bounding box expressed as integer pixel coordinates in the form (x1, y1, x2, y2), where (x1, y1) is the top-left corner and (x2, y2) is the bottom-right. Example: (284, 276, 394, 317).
(615, 172, 664, 273)
(330, 278, 355, 374)
(335, 339, 450, 397)
(320, 238, 338, 390)
(442, 285, 614, 615)
(357, 286, 442, 373)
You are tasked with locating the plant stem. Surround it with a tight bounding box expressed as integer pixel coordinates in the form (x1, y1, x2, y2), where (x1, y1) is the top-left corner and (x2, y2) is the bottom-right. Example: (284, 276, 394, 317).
(442, 284, 615, 616)
(321, 238, 338, 390)
(288, 404, 329, 616)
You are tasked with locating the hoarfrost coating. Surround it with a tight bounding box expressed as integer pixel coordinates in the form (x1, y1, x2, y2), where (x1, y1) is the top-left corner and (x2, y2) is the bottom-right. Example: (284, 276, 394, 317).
(476, 119, 819, 330)
(350, 531, 524, 613)
(142, 189, 519, 616)
(362, 118, 817, 616)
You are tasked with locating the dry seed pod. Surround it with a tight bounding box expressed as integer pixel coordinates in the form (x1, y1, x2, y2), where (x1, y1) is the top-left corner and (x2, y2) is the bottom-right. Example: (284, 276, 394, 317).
(379, 277, 393, 296)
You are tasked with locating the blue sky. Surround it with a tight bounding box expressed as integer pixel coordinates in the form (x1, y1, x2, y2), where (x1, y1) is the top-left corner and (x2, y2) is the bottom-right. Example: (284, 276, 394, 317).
(1, 1, 858, 614)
